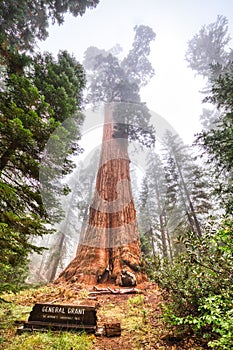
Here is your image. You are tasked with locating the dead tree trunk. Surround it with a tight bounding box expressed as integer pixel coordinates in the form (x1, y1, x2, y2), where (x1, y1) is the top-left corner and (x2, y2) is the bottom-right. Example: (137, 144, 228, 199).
(173, 153, 202, 237)
(48, 232, 66, 282)
(56, 103, 146, 286)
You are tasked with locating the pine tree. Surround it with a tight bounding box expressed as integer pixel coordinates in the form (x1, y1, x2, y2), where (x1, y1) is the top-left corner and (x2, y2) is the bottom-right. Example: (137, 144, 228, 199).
(0, 50, 85, 290)
(0, 0, 100, 51)
(186, 15, 233, 214)
(196, 63, 233, 214)
(162, 131, 212, 238)
(138, 152, 169, 258)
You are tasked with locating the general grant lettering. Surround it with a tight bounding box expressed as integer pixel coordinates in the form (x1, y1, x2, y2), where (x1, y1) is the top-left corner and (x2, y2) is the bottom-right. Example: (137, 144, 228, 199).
(68, 307, 85, 315)
(42, 306, 65, 314)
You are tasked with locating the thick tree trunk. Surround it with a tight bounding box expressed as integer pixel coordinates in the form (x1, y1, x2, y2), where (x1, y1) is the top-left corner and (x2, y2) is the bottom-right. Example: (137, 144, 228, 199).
(56, 103, 146, 286)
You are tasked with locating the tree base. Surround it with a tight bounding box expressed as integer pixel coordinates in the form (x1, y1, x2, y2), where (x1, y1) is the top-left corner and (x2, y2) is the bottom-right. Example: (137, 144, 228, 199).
(55, 241, 147, 287)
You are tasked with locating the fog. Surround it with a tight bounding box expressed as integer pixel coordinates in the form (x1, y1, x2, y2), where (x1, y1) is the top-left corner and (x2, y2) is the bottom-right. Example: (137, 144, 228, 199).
(30, 0, 233, 282)
(39, 0, 233, 144)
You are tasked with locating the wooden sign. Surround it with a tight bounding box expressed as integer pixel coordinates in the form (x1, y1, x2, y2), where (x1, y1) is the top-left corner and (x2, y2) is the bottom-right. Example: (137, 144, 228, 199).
(23, 303, 97, 333)
(105, 322, 121, 337)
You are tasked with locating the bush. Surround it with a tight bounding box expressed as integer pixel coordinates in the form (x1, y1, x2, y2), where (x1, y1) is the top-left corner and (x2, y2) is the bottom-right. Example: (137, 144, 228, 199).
(152, 217, 233, 349)
(0, 259, 29, 294)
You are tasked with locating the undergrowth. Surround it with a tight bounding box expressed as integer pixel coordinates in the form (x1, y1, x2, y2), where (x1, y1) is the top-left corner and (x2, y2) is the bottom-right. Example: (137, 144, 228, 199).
(1, 331, 92, 350)
(0, 296, 93, 350)
(152, 216, 233, 350)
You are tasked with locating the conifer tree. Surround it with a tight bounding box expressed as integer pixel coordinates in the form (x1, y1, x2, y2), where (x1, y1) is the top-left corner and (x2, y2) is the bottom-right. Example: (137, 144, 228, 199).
(57, 25, 156, 286)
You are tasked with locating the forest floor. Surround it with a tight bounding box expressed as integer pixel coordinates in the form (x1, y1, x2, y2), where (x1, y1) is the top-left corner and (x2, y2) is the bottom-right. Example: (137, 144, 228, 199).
(0, 281, 208, 350)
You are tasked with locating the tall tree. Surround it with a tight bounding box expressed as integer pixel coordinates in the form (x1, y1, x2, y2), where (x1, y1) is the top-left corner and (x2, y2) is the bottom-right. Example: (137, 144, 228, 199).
(186, 16, 233, 213)
(185, 15, 232, 80)
(162, 131, 212, 238)
(0, 50, 85, 290)
(138, 152, 169, 258)
(57, 25, 156, 286)
(196, 63, 233, 214)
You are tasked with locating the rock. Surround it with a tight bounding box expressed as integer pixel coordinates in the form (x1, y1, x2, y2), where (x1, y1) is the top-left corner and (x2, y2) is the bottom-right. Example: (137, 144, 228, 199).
(119, 270, 137, 287)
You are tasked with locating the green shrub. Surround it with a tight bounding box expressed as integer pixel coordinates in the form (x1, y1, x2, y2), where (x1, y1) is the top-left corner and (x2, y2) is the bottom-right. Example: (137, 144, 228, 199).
(153, 217, 233, 349)
(0, 263, 29, 294)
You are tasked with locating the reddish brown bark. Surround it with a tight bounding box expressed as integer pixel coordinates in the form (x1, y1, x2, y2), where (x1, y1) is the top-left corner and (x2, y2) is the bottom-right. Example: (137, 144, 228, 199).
(56, 104, 146, 286)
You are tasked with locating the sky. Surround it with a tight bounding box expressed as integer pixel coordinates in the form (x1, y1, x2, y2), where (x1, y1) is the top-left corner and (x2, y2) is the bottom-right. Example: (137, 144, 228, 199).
(38, 0, 233, 144)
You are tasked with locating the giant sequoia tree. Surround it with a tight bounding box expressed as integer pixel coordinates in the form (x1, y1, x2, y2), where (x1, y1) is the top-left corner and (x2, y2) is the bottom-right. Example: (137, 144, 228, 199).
(57, 25, 156, 286)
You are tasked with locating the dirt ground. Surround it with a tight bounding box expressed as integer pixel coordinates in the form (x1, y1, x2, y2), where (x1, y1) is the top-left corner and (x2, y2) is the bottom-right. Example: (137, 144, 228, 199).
(13, 281, 207, 350)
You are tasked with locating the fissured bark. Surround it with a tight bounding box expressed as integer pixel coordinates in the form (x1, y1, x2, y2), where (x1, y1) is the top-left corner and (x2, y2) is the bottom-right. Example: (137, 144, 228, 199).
(56, 104, 146, 286)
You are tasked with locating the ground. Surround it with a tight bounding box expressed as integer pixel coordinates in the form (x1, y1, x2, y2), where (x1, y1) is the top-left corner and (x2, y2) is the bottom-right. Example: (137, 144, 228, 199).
(0, 282, 208, 350)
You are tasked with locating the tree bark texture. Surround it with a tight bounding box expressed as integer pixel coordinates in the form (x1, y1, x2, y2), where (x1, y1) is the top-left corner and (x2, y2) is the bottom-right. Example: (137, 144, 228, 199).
(56, 103, 146, 286)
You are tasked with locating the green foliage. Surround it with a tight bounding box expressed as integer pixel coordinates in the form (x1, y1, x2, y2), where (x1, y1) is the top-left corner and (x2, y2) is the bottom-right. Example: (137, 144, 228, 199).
(128, 294, 145, 307)
(187, 16, 233, 214)
(0, 218, 45, 293)
(0, 0, 100, 51)
(32, 51, 85, 122)
(0, 48, 85, 290)
(0, 70, 53, 292)
(196, 63, 233, 214)
(112, 102, 155, 147)
(127, 295, 149, 330)
(84, 25, 155, 105)
(138, 134, 212, 259)
(83, 26, 156, 147)
(180, 294, 233, 349)
(0, 291, 93, 349)
(0, 261, 29, 294)
(153, 217, 233, 349)
(0, 0, 91, 294)
(140, 231, 153, 259)
(121, 25, 156, 88)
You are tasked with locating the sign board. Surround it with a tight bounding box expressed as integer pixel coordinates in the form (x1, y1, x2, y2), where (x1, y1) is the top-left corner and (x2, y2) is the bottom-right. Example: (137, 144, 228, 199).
(23, 303, 97, 333)
(105, 322, 121, 337)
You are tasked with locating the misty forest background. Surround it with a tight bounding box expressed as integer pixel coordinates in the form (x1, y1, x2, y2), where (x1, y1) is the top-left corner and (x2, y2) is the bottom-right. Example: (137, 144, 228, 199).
(0, 1, 233, 349)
